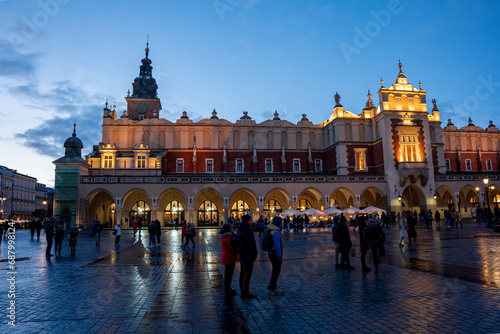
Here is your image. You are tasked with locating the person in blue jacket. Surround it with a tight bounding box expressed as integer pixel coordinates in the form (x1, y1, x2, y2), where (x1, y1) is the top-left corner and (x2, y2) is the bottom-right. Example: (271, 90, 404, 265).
(266, 216, 285, 296)
(237, 215, 258, 299)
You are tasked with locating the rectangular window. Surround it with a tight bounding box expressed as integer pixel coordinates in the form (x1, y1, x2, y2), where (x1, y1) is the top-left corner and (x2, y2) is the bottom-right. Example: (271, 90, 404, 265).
(315, 159, 322, 172)
(103, 155, 113, 168)
(487, 160, 492, 171)
(465, 159, 472, 171)
(399, 135, 419, 162)
(137, 156, 146, 168)
(355, 150, 367, 171)
(445, 159, 450, 171)
(206, 159, 214, 173)
(176, 159, 184, 173)
(293, 159, 301, 172)
(236, 159, 244, 173)
(265, 159, 273, 172)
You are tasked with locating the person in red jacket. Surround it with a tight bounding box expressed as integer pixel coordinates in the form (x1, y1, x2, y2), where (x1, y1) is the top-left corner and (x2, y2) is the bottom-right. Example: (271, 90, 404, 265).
(220, 223, 238, 296)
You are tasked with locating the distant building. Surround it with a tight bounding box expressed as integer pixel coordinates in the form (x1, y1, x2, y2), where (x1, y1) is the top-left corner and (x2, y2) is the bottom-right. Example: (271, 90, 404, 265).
(53, 45, 500, 228)
(35, 183, 49, 213)
(0, 165, 37, 220)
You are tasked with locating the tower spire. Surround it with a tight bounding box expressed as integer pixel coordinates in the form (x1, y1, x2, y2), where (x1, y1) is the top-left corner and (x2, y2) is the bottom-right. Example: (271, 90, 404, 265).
(398, 59, 402, 72)
(72, 123, 76, 137)
(145, 34, 150, 59)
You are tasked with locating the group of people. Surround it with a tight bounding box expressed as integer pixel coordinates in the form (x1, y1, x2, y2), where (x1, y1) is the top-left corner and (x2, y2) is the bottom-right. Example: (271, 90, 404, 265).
(43, 220, 79, 257)
(220, 214, 284, 299)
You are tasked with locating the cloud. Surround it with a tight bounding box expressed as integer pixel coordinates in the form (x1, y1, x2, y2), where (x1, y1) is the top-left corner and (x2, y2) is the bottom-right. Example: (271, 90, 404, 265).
(0, 40, 43, 79)
(12, 79, 107, 158)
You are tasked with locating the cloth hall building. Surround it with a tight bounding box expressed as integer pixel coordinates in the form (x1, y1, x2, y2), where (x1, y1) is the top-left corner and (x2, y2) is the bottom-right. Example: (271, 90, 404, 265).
(53, 46, 500, 228)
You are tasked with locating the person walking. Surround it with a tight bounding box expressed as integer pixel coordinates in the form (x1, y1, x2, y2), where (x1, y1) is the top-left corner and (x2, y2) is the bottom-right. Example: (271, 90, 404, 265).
(237, 215, 258, 299)
(331, 215, 342, 269)
(265, 216, 285, 296)
(257, 216, 265, 239)
(114, 221, 122, 245)
(30, 221, 36, 239)
(435, 210, 441, 228)
(220, 223, 238, 296)
(91, 219, 97, 237)
(337, 216, 354, 270)
(35, 220, 43, 240)
(45, 220, 54, 257)
(132, 219, 138, 237)
(456, 210, 463, 228)
(155, 220, 162, 245)
(181, 220, 187, 246)
(54, 225, 64, 256)
(175, 217, 179, 230)
(137, 219, 143, 236)
(427, 209, 433, 227)
(148, 221, 157, 247)
(68, 226, 79, 256)
(407, 211, 417, 243)
(399, 212, 408, 246)
(184, 223, 196, 248)
(95, 221, 103, 246)
(304, 214, 310, 231)
(358, 214, 371, 272)
(364, 218, 386, 273)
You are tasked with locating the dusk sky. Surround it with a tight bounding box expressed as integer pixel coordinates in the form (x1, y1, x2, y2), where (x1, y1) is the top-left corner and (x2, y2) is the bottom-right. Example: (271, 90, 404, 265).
(1, 0, 499, 186)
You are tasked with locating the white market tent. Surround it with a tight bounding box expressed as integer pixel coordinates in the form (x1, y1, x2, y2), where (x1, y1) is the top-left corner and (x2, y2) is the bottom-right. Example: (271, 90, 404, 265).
(323, 207, 343, 215)
(342, 207, 366, 215)
(363, 206, 386, 214)
(279, 208, 301, 217)
(302, 208, 326, 216)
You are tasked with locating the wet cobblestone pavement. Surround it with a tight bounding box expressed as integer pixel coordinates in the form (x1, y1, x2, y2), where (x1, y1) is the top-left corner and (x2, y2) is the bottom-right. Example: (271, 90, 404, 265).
(1, 220, 500, 333)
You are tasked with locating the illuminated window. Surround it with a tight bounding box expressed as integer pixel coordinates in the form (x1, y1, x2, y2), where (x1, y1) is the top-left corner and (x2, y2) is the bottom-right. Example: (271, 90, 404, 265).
(264, 199, 282, 218)
(176, 159, 184, 173)
(354, 148, 367, 171)
(315, 159, 322, 172)
(297, 199, 312, 212)
(231, 200, 249, 220)
(103, 155, 113, 169)
(293, 159, 301, 172)
(206, 159, 214, 173)
(487, 160, 492, 171)
(130, 200, 151, 223)
(445, 159, 450, 171)
(137, 155, 146, 168)
(164, 200, 184, 223)
(198, 200, 218, 226)
(236, 159, 244, 173)
(265, 159, 273, 172)
(400, 135, 419, 162)
(465, 159, 472, 171)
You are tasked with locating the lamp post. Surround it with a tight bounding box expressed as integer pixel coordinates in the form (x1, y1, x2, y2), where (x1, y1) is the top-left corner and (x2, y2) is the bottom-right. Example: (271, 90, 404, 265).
(483, 177, 491, 211)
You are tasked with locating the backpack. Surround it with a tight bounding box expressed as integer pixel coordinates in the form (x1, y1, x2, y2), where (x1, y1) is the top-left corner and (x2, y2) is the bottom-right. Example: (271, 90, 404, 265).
(229, 233, 240, 254)
(261, 229, 274, 252)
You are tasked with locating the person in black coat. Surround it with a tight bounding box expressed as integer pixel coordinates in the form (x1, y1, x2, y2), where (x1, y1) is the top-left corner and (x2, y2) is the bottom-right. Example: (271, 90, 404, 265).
(35, 220, 43, 240)
(358, 215, 371, 272)
(68, 227, 79, 256)
(155, 219, 162, 245)
(337, 217, 354, 270)
(30, 221, 36, 239)
(54, 225, 65, 256)
(45, 221, 54, 257)
(364, 219, 386, 273)
(237, 215, 258, 298)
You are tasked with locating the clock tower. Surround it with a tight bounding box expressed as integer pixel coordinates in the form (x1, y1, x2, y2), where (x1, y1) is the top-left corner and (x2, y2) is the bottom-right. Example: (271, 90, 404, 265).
(125, 42, 162, 120)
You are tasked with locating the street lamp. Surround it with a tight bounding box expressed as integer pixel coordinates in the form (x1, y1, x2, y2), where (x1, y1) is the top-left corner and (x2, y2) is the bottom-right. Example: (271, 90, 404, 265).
(397, 193, 402, 201)
(483, 178, 491, 211)
(433, 193, 437, 200)
(42, 200, 47, 206)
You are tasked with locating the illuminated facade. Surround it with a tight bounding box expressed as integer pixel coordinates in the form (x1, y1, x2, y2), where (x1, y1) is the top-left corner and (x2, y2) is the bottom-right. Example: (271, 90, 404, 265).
(53, 48, 500, 228)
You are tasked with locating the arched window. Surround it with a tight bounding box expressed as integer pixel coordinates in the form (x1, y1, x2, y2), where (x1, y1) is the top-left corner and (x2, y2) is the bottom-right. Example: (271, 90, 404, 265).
(164, 200, 184, 223)
(429, 126, 436, 143)
(198, 200, 218, 226)
(444, 135, 451, 150)
(487, 137, 493, 151)
(203, 130, 211, 149)
(309, 132, 315, 149)
(130, 200, 151, 225)
(297, 199, 312, 212)
(231, 200, 249, 220)
(159, 130, 165, 148)
(359, 123, 365, 142)
(345, 123, 352, 141)
(112, 130, 119, 148)
(296, 131, 302, 149)
(218, 130, 226, 148)
(128, 130, 135, 148)
(267, 131, 274, 149)
(281, 131, 287, 148)
(264, 199, 282, 219)
(233, 130, 240, 149)
(248, 131, 255, 149)
(174, 130, 180, 148)
(144, 130, 150, 146)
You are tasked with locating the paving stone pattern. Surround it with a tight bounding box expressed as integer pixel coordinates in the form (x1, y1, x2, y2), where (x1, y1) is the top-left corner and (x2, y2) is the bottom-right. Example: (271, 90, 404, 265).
(0, 221, 499, 333)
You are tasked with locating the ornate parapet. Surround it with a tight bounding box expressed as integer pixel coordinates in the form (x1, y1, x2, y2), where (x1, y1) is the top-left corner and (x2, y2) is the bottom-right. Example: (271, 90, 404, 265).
(398, 161, 429, 187)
